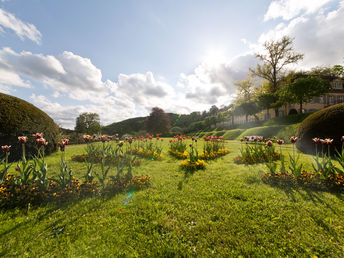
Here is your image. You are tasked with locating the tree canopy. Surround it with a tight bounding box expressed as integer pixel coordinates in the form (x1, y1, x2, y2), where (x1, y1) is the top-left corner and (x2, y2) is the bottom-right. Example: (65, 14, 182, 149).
(284, 76, 330, 113)
(250, 36, 304, 116)
(75, 112, 101, 134)
(146, 107, 171, 134)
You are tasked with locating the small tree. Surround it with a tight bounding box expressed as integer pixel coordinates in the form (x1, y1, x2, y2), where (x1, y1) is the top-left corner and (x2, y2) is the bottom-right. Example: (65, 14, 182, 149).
(234, 101, 259, 123)
(75, 112, 101, 134)
(285, 77, 330, 113)
(146, 107, 171, 134)
(250, 36, 304, 116)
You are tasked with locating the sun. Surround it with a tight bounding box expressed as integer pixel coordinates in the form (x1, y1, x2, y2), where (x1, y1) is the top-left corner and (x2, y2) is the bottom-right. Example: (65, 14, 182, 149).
(202, 50, 226, 67)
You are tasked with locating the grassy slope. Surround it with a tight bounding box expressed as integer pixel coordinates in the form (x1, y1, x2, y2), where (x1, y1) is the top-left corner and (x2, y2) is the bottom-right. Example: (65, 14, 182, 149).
(200, 113, 309, 141)
(1, 140, 344, 256)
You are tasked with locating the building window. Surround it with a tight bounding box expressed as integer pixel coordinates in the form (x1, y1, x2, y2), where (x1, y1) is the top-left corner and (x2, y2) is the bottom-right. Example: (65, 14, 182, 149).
(333, 80, 343, 90)
(319, 96, 324, 104)
(329, 95, 335, 105)
(338, 95, 344, 103)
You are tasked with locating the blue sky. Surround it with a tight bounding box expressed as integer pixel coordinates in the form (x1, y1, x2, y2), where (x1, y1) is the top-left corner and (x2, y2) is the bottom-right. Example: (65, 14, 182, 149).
(1, 0, 344, 128)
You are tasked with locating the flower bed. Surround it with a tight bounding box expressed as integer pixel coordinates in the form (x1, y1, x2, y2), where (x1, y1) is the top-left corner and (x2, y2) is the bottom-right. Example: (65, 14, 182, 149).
(0, 133, 151, 209)
(262, 136, 344, 192)
(71, 154, 141, 166)
(235, 138, 281, 164)
(131, 148, 163, 160)
(168, 149, 188, 159)
(198, 148, 230, 160)
(180, 159, 207, 171)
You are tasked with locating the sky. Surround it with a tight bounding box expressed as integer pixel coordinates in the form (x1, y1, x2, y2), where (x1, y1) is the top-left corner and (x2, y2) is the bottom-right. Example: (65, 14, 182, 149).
(0, 0, 344, 129)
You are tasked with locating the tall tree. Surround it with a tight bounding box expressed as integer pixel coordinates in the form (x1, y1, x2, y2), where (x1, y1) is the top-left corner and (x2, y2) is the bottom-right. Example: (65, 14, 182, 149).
(250, 36, 303, 116)
(146, 107, 171, 134)
(234, 74, 256, 101)
(284, 76, 330, 113)
(75, 112, 101, 134)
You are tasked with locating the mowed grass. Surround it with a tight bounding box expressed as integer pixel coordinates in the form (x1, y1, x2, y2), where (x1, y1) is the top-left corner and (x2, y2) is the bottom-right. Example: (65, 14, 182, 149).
(1, 140, 344, 256)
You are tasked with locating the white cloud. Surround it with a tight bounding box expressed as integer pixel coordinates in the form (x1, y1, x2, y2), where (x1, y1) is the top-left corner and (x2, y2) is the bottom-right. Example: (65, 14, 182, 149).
(30, 94, 138, 129)
(0, 8, 41, 44)
(177, 54, 256, 108)
(259, 1, 344, 69)
(264, 0, 335, 21)
(0, 48, 108, 102)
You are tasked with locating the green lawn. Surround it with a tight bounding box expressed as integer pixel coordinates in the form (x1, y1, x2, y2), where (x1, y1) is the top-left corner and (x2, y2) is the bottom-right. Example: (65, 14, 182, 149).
(1, 140, 344, 256)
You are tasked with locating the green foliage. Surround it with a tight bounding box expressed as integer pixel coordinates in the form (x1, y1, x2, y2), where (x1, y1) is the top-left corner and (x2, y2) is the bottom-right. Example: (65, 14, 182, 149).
(75, 112, 101, 134)
(296, 103, 344, 155)
(146, 107, 171, 134)
(284, 76, 330, 113)
(0, 93, 59, 161)
(223, 129, 245, 140)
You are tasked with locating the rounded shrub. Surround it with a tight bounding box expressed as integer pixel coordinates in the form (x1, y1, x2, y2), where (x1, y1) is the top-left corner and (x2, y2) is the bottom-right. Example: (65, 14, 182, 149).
(296, 103, 344, 155)
(288, 108, 298, 115)
(0, 93, 59, 161)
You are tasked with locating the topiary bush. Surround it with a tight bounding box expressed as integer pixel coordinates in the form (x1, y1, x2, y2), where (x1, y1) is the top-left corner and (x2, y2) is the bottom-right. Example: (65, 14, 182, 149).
(296, 103, 344, 155)
(0, 93, 59, 161)
(288, 108, 298, 115)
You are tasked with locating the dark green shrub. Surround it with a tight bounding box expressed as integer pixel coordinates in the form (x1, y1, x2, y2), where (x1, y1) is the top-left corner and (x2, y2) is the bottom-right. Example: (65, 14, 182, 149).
(0, 93, 59, 161)
(288, 108, 298, 115)
(296, 103, 344, 155)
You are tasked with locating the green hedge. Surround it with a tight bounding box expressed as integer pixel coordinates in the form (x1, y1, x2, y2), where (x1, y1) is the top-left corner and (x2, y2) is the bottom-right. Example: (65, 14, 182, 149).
(296, 103, 344, 155)
(0, 93, 59, 161)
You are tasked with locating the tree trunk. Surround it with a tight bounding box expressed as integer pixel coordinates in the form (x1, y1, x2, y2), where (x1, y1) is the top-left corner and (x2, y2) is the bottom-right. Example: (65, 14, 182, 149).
(245, 114, 248, 123)
(266, 108, 269, 119)
(299, 100, 303, 114)
(254, 115, 259, 121)
(231, 116, 234, 125)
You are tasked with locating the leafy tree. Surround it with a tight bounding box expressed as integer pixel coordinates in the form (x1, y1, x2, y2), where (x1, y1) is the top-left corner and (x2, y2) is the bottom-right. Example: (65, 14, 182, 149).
(234, 74, 257, 101)
(146, 107, 171, 134)
(234, 101, 259, 123)
(75, 112, 101, 134)
(284, 76, 330, 113)
(250, 36, 303, 116)
(208, 105, 219, 116)
(256, 92, 275, 119)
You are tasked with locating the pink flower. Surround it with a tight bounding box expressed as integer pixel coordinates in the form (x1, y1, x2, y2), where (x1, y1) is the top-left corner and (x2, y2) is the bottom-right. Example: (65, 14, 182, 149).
(312, 138, 320, 144)
(290, 136, 298, 143)
(325, 138, 333, 145)
(266, 140, 273, 147)
(277, 139, 284, 145)
(83, 135, 92, 143)
(101, 135, 108, 142)
(320, 139, 326, 145)
(341, 136, 344, 142)
(36, 138, 48, 146)
(18, 136, 28, 144)
(1, 145, 11, 152)
(118, 141, 124, 147)
(32, 133, 43, 139)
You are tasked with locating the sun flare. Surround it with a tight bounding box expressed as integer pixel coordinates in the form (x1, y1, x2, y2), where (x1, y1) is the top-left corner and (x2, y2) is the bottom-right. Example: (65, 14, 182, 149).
(202, 50, 226, 67)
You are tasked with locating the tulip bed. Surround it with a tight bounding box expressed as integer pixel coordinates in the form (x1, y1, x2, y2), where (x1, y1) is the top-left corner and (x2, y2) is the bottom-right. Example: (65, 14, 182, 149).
(1, 135, 344, 256)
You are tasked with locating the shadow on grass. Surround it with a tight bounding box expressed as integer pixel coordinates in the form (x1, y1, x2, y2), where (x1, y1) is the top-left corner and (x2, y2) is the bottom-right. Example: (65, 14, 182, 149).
(177, 169, 197, 190)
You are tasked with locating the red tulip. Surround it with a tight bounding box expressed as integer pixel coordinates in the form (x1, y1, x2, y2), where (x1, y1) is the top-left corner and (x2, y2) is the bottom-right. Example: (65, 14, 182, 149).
(18, 136, 28, 144)
(1, 145, 11, 152)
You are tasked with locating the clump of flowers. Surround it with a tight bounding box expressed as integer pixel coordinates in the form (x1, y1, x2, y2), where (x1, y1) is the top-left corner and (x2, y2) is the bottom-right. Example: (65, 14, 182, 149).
(263, 136, 344, 192)
(180, 143, 206, 172)
(198, 135, 230, 160)
(235, 136, 280, 164)
(168, 135, 188, 159)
